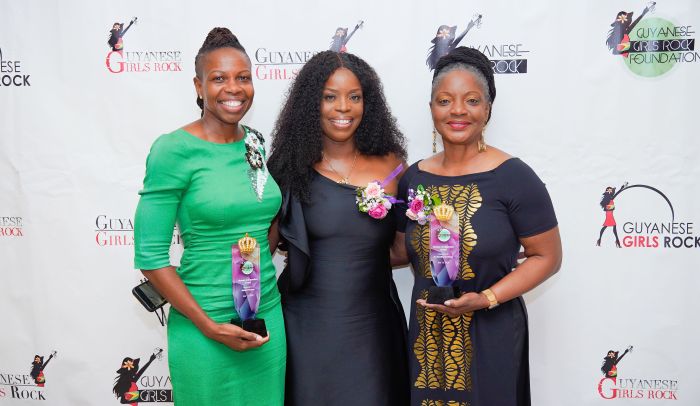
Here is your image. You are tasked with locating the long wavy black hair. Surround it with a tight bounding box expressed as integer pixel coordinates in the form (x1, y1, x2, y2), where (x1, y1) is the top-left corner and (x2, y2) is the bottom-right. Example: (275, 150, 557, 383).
(268, 50, 406, 203)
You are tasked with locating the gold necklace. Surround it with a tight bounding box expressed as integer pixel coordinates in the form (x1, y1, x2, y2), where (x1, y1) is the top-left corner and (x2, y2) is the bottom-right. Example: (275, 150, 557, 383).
(322, 151, 358, 184)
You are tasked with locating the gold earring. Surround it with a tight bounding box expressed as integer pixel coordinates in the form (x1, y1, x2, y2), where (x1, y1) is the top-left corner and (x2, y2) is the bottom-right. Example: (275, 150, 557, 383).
(432, 129, 438, 154)
(478, 125, 487, 153)
(198, 94, 202, 99)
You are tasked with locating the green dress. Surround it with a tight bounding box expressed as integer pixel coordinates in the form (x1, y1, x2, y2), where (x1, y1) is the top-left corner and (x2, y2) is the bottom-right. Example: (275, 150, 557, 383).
(134, 126, 285, 405)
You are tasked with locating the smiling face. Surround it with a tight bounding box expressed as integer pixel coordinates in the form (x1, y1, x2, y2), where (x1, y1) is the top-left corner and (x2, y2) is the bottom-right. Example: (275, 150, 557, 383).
(320, 67, 363, 143)
(431, 69, 490, 149)
(194, 47, 253, 127)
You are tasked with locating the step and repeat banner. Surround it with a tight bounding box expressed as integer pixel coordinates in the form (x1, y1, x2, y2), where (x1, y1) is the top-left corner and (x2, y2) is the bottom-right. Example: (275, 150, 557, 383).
(1, 0, 698, 404)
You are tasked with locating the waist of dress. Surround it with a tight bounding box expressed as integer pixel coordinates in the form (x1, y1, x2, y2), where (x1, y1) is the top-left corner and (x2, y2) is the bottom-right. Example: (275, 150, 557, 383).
(309, 239, 389, 264)
(181, 230, 271, 249)
(284, 288, 395, 317)
(294, 264, 393, 297)
(171, 293, 281, 324)
(308, 246, 391, 262)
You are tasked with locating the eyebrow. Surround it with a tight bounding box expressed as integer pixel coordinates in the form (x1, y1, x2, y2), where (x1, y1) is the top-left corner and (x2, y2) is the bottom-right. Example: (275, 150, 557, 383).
(323, 87, 362, 92)
(208, 69, 251, 75)
(435, 90, 482, 96)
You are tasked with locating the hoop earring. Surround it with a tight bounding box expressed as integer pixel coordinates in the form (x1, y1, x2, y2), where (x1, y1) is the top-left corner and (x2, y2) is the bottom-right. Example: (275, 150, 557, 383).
(432, 129, 438, 154)
(478, 125, 487, 153)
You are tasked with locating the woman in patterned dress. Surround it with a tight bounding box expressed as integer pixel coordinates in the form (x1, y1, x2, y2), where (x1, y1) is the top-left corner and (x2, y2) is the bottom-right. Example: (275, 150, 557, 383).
(395, 47, 562, 406)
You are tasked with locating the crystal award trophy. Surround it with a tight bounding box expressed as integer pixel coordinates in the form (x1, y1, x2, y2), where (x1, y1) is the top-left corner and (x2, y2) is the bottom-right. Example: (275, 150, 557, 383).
(427, 204, 461, 304)
(231, 233, 267, 336)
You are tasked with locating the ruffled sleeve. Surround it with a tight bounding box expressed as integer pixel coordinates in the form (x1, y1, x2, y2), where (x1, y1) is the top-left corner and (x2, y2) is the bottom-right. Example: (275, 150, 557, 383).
(277, 189, 311, 295)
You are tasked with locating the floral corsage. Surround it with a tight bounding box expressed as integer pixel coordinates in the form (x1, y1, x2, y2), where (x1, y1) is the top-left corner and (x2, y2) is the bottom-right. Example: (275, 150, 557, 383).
(354, 164, 404, 220)
(356, 181, 394, 219)
(406, 184, 441, 225)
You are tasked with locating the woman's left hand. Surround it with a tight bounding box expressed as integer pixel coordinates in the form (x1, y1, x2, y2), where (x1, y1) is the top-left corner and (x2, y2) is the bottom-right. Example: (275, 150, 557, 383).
(416, 292, 489, 317)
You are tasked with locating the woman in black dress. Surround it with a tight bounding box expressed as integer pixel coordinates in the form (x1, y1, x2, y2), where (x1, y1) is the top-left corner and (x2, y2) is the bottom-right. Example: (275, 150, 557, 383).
(395, 47, 562, 405)
(267, 50, 409, 405)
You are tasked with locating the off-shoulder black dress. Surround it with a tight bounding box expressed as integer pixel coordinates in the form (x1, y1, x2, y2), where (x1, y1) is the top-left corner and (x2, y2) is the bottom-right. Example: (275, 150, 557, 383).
(278, 171, 409, 405)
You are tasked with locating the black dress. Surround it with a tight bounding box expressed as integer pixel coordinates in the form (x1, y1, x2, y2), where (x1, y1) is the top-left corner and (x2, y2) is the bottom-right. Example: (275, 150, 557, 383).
(278, 171, 409, 406)
(396, 158, 557, 406)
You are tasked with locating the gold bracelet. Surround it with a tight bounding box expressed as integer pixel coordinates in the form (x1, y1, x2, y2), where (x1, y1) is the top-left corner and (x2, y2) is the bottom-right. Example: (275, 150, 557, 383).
(481, 288, 499, 310)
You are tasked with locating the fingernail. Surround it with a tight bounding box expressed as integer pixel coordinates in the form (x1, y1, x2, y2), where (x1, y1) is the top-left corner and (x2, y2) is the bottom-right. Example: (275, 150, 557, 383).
(444, 301, 452, 306)
(255, 335, 262, 341)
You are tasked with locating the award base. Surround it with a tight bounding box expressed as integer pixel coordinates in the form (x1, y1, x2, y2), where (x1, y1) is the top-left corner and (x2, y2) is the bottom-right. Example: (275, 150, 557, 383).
(232, 318, 268, 337)
(427, 286, 461, 305)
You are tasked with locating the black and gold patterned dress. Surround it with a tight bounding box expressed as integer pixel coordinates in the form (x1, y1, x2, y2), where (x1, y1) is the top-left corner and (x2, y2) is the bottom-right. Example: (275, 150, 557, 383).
(396, 158, 557, 406)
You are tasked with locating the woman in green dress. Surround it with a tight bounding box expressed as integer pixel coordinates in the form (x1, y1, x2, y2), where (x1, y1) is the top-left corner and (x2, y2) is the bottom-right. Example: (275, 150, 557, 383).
(134, 28, 285, 405)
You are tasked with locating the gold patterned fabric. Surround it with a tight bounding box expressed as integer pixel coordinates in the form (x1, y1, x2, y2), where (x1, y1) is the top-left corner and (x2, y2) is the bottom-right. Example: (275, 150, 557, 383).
(410, 184, 481, 393)
(410, 184, 481, 280)
(413, 290, 473, 391)
(420, 400, 470, 406)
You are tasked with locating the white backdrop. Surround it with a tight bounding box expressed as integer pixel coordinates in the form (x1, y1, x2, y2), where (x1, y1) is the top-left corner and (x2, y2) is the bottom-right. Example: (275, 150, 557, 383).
(1, 0, 699, 404)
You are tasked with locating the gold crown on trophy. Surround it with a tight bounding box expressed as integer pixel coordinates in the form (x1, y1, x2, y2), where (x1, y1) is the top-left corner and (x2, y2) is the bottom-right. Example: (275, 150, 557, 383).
(238, 233, 257, 254)
(433, 203, 455, 222)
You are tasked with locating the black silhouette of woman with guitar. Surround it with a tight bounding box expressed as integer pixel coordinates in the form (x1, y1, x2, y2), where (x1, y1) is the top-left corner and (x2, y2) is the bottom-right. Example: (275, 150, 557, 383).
(330, 20, 364, 53)
(427, 14, 483, 70)
(606, 2, 655, 56)
(113, 348, 162, 405)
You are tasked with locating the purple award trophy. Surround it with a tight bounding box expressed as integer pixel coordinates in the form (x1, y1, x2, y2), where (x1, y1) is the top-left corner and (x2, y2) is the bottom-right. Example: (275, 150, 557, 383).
(427, 204, 461, 304)
(231, 233, 267, 337)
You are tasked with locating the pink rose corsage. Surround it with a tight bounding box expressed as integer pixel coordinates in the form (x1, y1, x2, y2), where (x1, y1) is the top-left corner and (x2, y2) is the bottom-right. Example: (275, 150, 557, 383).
(405, 184, 441, 225)
(356, 181, 396, 219)
(355, 164, 404, 220)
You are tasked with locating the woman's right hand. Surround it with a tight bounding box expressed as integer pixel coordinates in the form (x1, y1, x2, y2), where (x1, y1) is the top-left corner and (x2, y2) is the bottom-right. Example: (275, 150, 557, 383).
(142, 268, 270, 351)
(203, 322, 270, 351)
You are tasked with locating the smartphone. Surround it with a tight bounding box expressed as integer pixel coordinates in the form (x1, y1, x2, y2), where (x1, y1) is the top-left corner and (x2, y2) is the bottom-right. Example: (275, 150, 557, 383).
(132, 279, 168, 312)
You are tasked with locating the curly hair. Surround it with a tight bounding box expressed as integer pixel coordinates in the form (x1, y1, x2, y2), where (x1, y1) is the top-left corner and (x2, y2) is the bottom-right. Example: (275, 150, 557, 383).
(268, 51, 406, 203)
(194, 27, 248, 112)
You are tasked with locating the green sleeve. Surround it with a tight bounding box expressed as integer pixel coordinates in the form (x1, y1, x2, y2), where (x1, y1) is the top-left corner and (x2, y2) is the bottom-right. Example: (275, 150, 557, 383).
(134, 134, 191, 270)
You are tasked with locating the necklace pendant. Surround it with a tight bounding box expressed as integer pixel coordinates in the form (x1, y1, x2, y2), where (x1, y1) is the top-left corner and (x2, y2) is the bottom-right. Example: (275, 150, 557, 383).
(338, 178, 349, 185)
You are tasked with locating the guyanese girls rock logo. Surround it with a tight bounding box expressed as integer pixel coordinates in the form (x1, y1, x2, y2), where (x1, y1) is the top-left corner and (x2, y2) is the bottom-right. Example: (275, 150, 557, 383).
(329, 21, 364, 53)
(0, 49, 31, 87)
(30, 351, 57, 387)
(606, 2, 699, 77)
(426, 14, 483, 70)
(596, 182, 700, 248)
(0, 350, 58, 401)
(597, 346, 679, 400)
(104, 17, 182, 74)
(0, 216, 23, 237)
(113, 349, 171, 404)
